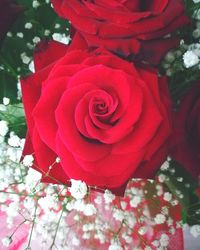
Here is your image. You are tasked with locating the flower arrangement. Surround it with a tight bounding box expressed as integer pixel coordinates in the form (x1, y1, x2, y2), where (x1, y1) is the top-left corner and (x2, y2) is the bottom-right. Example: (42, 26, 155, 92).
(0, 0, 199, 249)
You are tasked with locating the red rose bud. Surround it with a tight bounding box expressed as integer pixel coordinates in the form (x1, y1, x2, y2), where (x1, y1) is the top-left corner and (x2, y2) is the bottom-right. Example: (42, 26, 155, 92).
(51, 0, 190, 65)
(21, 34, 172, 195)
(170, 82, 200, 179)
(0, 0, 24, 46)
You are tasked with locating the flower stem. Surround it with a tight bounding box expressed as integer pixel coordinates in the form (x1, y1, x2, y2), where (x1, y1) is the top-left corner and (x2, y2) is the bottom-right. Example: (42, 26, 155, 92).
(25, 198, 39, 249)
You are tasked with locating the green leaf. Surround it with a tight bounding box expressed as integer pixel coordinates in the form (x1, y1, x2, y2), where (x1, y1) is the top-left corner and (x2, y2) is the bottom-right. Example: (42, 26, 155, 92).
(158, 161, 200, 225)
(0, 102, 26, 137)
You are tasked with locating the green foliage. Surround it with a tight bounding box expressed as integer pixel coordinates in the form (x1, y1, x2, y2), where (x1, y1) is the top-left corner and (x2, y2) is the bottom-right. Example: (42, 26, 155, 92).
(0, 0, 69, 102)
(0, 103, 26, 137)
(159, 160, 200, 225)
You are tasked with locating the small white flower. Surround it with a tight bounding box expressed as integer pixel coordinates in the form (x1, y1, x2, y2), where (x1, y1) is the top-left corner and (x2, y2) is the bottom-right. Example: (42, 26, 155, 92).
(152, 240, 159, 247)
(163, 192, 172, 202)
(26, 168, 42, 183)
(158, 174, 166, 183)
(108, 243, 123, 250)
(22, 154, 34, 167)
(21, 52, 30, 64)
(17, 32, 23, 38)
(160, 161, 169, 171)
(74, 199, 85, 212)
(55, 23, 61, 29)
(2, 236, 12, 247)
(193, 0, 200, 3)
(83, 204, 96, 216)
(154, 214, 166, 224)
(190, 225, 200, 238)
(32, 0, 40, 8)
(130, 196, 141, 208)
(138, 226, 147, 235)
(7, 32, 12, 37)
(24, 197, 35, 210)
(66, 200, 74, 211)
(0, 193, 7, 203)
(177, 177, 183, 182)
(171, 199, 179, 206)
(169, 227, 175, 234)
(8, 133, 21, 147)
(183, 50, 199, 68)
(55, 157, 60, 163)
(82, 232, 90, 239)
(52, 33, 70, 44)
(3, 97, 10, 105)
(33, 36, 40, 44)
(29, 61, 35, 72)
(104, 189, 115, 203)
(94, 195, 102, 205)
(70, 179, 87, 199)
(25, 22, 32, 29)
(0, 120, 9, 136)
(167, 217, 173, 226)
(44, 29, 51, 36)
(113, 209, 124, 222)
(160, 234, 169, 247)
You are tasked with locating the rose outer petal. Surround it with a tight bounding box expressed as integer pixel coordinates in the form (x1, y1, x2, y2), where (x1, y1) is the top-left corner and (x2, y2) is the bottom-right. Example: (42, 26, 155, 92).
(56, 133, 145, 188)
(33, 40, 68, 72)
(33, 77, 69, 151)
(21, 66, 53, 136)
(113, 76, 163, 154)
(32, 128, 69, 184)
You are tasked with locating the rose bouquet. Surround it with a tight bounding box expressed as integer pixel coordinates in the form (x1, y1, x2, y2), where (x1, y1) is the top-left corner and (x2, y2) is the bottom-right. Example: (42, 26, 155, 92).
(0, 0, 199, 249)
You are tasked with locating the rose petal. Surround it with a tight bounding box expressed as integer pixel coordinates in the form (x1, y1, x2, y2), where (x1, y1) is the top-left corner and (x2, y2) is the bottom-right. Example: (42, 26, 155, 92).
(32, 127, 69, 184)
(33, 40, 68, 71)
(56, 134, 145, 188)
(55, 82, 111, 161)
(21, 65, 53, 135)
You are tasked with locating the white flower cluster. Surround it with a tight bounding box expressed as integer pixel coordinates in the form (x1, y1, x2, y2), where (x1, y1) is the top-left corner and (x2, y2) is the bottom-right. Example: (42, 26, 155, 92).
(190, 224, 200, 238)
(0, 116, 188, 249)
(183, 50, 199, 68)
(52, 33, 71, 45)
(70, 179, 88, 199)
(183, 19, 200, 68)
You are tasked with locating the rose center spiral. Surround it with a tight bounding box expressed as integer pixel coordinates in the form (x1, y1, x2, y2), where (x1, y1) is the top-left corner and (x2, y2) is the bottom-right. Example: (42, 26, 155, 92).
(94, 98, 108, 115)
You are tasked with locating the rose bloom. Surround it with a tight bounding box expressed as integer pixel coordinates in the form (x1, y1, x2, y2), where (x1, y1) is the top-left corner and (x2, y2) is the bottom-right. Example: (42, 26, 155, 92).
(0, 0, 23, 45)
(21, 34, 171, 194)
(51, 0, 189, 65)
(170, 82, 200, 179)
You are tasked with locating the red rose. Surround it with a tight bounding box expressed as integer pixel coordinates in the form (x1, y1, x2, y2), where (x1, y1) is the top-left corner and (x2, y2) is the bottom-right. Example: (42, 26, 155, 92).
(0, 0, 23, 46)
(51, 0, 189, 65)
(21, 36, 171, 194)
(171, 82, 200, 179)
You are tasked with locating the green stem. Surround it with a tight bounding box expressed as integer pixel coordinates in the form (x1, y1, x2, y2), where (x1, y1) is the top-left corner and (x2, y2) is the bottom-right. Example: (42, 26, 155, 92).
(10, 219, 28, 238)
(49, 208, 65, 250)
(25, 199, 39, 249)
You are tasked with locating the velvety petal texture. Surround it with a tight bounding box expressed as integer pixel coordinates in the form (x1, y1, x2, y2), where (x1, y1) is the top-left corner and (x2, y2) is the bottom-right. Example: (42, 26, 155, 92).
(21, 38, 172, 194)
(51, 0, 189, 65)
(170, 82, 200, 179)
